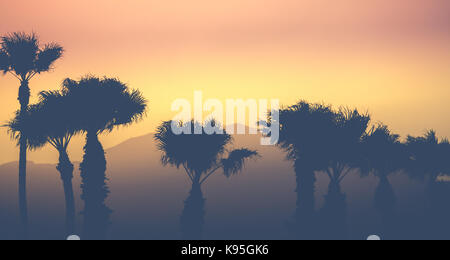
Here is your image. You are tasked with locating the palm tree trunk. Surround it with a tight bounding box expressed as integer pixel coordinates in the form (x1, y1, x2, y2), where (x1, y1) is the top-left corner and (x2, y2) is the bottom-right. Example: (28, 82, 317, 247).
(180, 180, 205, 240)
(80, 131, 111, 240)
(18, 80, 30, 239)
(321, 179, 348, 240)
(424, 173, 441, 239)
(293, 159, 316, 239)
(374, 173, 396, 239)
(56, 149, 76, 236)
(18, 135, 28, 238)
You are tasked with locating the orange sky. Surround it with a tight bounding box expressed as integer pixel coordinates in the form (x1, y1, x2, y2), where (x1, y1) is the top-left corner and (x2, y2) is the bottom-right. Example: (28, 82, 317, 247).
(1, 0, 450, 164)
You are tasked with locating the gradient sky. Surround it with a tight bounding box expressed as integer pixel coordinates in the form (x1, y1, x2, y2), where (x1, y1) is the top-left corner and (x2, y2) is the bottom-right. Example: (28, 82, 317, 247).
(1, 0, 450, 164)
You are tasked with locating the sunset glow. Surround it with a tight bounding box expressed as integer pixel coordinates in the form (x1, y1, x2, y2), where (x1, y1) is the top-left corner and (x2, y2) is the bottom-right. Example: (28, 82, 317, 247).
(1, 0, 450, 164)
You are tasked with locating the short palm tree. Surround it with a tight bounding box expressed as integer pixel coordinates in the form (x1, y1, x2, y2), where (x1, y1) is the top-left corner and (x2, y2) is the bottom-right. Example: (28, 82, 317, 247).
(62, 75, 147, 239)
(405, 130, 450, 238)
(361, 124, 405, 239)
(154, 120, 258, 239)
(0, 32, 63, 235)
(406, 130, 445, 182)
(274, 101, 336, 239)
(320, 107, 370, 240)
(6, 90, 80, 236)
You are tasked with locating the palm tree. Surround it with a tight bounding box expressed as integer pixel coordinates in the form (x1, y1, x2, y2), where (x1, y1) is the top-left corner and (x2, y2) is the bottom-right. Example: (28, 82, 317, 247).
(324, 108, 371, 185)
(0, 32, 63, 236)
(40, 91, 79, 237)
(319, 107, 370, 240)
(361, 124, 405, 239)
(406, 130, 450, 238)
(5, 90, 80, 236)
(406, 130, 444, 182)
(272, 102, 370, 239)
(154, 120, 258, 239)
(62, 75, 147, 239)
(274, 101, 336, 239)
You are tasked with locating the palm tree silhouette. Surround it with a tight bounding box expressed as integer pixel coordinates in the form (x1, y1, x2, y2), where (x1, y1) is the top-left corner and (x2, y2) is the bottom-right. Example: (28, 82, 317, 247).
(361, 124, 405, 239)
(62, 76, 147, 240)
(406, 130, 445, 182)
(320, 108, 370, 240)
(154, 120, 258, 240)
(275, 101, 336, 239)
(406, 130, 450, 238)
(0, 32, 63, 237)
(274, 102, 369, 239)
(324, 108, 371, 185)
(6, 90, 80, 237)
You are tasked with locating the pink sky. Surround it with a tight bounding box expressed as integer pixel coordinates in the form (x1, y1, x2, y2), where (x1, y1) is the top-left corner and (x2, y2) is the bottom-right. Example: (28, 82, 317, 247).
(1, 0, 450, 164)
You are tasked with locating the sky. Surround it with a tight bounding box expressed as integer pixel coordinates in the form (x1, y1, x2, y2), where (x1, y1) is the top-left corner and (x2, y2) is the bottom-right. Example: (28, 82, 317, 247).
(0, 0, 450, 164)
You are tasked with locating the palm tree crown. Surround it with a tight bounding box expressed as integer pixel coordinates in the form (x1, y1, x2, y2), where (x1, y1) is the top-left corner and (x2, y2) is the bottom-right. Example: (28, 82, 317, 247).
(276, 101, 335, 166)
(406, 130, 449, 179)
(361, 124, 405, 176)
(5, 104, 48, 150)
(154, 120, 258, 184)
(0, 32, 63, 88)
(5, 90, 80, 151)
(62, 76, 147, 134)
(276, 101, 370, 174)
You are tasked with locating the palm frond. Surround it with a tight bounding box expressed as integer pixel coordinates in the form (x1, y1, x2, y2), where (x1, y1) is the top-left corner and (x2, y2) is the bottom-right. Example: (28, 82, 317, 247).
(3, 106, 48, 150)
(4, 89, 83, 151)
(35, 43, 64, 73)
(1, 32, 39, 77)
(61, 78, 78, 93)
(154, 120, 233, 180)
(222, 149, 259, 177)
(114, 88, 148, 127)
(425, 130, 438, 145)
(0, 49, 9, 73)
(405, 130, 449, 178)
(361, 124, 405, 175)
(61, 75, 148, 134)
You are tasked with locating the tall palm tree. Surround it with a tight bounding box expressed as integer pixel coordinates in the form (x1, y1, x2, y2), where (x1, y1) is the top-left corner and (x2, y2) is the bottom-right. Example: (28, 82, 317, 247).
(0, 32, 63, 236)
(5, 90, 80, 236)
(62, 75, 147, 240)
(154, 120, 258, 239)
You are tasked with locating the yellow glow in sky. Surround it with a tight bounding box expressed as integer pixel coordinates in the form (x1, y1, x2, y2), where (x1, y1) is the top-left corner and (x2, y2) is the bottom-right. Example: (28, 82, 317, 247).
(1, 0, 450, 164)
